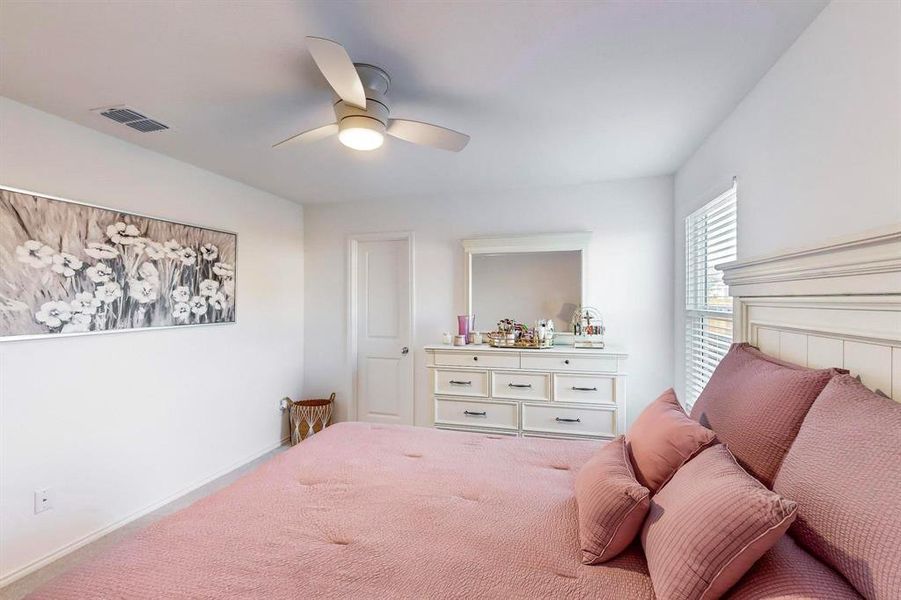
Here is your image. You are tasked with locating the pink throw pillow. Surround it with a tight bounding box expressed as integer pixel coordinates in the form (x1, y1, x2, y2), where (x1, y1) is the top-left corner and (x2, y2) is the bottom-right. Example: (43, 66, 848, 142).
(690, 343, 843, 487)
(642, 444, 798, 600)
(625, 388, 716, 492)
(773, 374, 901, 599)
(574, 436, 650, 564)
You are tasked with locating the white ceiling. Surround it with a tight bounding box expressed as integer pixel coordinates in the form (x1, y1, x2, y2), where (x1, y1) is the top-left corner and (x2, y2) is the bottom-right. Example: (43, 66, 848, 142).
(0, 1, 826, 204)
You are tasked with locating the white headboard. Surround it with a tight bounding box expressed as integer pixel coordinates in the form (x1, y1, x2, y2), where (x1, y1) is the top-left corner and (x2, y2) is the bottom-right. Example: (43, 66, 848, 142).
(719, 226, 901, 400)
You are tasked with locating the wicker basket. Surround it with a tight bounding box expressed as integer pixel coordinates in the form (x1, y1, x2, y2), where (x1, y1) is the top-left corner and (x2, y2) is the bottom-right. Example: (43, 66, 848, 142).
(288, 393, 335, 445)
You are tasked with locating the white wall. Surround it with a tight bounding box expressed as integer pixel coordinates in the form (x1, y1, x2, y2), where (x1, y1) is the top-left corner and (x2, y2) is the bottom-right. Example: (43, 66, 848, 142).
(303, 176, 674, 428)
(0, 98, 304, 583)
(673, 0, 901, 398)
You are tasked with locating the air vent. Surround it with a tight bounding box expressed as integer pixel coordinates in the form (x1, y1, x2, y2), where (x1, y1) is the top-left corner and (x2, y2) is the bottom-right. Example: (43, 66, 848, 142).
(100, 108, 147, 123)
(125, 119, 168, 132)
(94, 106, 170, 133)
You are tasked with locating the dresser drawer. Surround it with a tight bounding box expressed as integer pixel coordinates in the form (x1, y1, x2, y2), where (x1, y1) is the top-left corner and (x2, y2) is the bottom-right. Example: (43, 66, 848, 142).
(432, 350, 519, 369)
(492, 371, 550, 401)
(433, 369, 489, 397)
(520, 353, 618, 373)
(434, 397, 518, 430)
(554, 374, 616, 405)
(521, 403, 616, 437)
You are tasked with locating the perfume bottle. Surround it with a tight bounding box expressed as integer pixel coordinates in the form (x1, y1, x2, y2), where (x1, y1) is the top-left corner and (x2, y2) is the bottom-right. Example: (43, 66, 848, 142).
(457, 314, 473, 338)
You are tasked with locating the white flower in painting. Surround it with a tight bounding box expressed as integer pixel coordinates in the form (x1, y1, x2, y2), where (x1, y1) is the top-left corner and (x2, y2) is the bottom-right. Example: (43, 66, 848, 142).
(172, 302, 190, 321)
(198, 278, 219, 297)
(15, 240, 55, 268)
(62, 313, 92, 333)
(170, 286, 190, 303)
(210, 291, 227, 311)
(137, 261, 160, 283)
(127, 278, 159, 304)
(125, 260, 160, 304)
(163, 239, 182, 259)
(179, 247, 197, 266)
(86, 262, 113, 283)
(189, 295, 207, 316)
(70, 292, 102, 315)
(212, 262, 234, 279)
(84, 242, 119, 260)
(106, 221, 142, 245)
(0, 298, 29, 312)
(51, 253, 84, 277)
(94, 281, 123, 304)
(200, 243, 219, 261)
(223, 278, 235, 297)
(35, 301, 72, 328)
(142, 240, 165, 260)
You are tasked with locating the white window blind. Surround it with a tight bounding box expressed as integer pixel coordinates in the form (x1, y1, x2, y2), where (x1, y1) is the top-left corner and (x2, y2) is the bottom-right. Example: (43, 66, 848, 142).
(685, 183, 737, 408)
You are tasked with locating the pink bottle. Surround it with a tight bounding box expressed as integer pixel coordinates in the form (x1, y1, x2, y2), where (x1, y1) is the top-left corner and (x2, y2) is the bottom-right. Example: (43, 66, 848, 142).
(457, 315, 473, 339)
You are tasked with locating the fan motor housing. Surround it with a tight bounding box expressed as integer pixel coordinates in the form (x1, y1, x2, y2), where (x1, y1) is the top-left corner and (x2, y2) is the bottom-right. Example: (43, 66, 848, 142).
(354, 63, 390, 94)
(334, 97, 389, 126)
(333, 63, 391, 131)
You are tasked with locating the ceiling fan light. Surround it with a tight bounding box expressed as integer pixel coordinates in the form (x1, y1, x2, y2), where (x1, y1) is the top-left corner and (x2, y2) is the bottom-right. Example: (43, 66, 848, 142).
(338, 116, 385, 151)
(339, 127, 384, 151)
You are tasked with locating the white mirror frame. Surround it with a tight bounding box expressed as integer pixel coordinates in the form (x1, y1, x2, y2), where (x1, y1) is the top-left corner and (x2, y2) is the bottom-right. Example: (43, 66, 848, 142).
(462, 232, 591, 330)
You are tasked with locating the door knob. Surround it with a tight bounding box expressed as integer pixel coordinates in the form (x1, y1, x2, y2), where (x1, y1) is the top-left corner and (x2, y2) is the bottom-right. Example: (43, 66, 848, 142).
(401, 347, 409, 355)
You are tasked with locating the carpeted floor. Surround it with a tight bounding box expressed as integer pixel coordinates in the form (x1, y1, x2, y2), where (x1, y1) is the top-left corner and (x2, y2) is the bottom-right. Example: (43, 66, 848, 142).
(0, 444, 290, 600)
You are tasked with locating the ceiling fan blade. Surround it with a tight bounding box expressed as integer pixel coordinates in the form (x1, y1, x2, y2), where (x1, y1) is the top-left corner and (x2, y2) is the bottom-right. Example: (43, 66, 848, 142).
(306, 36, 367, 109)
(273, 123, 338, 148)
(386, 119, 470, 152)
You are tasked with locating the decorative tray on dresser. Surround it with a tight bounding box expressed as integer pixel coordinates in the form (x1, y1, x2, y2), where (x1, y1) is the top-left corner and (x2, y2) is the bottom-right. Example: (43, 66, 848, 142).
(425, 344, 626, 440)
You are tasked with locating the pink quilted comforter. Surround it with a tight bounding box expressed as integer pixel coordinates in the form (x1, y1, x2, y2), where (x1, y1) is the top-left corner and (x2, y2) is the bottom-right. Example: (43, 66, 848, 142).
(31, 423, 654, 599)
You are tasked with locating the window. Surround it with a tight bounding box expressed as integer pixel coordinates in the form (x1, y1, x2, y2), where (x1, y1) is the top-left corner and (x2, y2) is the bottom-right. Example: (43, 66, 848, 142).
(685, 183, 737, 408)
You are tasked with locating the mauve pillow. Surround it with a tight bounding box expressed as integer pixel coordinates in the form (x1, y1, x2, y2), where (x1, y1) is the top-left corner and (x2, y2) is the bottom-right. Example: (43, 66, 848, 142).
(773, 374, 901, 600)
(574, 435, 650, 564)
(625, 388, 716, 492)
(728, 536, 861, 600)
(642, 444, 797, 600)
(690, 343, 843, 488)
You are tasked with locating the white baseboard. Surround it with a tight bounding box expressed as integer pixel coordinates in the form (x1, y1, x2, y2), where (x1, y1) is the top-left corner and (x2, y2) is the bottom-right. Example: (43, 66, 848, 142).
(0, 436, 291, 589)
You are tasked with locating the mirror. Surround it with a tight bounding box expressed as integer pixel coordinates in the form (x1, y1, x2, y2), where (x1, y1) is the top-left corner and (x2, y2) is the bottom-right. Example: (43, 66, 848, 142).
(471, 251, 581, 330)
(463, 233, 589, 337)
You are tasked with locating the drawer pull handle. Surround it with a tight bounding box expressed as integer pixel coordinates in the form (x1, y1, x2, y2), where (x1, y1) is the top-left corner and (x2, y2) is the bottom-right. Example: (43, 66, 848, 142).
(564, 359, 570, 365)
(464, 410, 487, 417)
(572, 386, 598, 392)
(449, 380, 472, 386)
(508, 383, 533, 388)
(473, 356, 478, 361)
(555, 417, 582, 423)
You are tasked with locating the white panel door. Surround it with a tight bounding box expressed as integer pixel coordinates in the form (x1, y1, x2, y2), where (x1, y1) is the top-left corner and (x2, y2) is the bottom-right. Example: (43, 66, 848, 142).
(356, 238, 413, 424)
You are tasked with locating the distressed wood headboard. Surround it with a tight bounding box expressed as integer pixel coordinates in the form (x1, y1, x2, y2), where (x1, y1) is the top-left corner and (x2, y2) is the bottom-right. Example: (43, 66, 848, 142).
(719, 226, 901, 400)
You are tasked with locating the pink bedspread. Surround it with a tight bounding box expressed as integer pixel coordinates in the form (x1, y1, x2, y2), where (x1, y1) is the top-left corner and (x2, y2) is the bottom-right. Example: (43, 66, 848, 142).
(31, 423, 653, 599)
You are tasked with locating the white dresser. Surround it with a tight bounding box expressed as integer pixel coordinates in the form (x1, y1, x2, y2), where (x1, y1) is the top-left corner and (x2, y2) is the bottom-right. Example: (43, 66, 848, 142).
(425, 345, 627, 440)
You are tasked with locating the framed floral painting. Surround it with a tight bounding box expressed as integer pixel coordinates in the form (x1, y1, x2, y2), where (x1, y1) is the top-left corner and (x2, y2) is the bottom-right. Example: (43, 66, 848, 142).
(0, 186, 236, 340)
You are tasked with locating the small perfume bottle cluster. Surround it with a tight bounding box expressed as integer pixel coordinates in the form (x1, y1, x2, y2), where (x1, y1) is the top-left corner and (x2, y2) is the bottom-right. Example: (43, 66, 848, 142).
(487, 317, 555, 348)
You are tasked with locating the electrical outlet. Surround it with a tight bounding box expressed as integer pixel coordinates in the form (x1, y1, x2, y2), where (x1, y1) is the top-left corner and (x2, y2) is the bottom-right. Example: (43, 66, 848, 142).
(34, 488, 53, 514)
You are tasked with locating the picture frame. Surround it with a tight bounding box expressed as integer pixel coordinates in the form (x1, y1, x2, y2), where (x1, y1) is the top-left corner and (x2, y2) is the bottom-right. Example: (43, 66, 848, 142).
(0, 185, 237, 341)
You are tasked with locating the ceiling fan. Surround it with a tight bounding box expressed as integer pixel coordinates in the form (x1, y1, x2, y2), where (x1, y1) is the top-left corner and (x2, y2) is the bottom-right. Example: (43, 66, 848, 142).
(274, 37, 470, 153)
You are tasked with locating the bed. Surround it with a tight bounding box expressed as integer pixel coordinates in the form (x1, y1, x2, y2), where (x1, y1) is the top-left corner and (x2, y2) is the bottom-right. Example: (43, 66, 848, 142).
(28, 227, 901, 599)
(30, 424, 653, 599)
